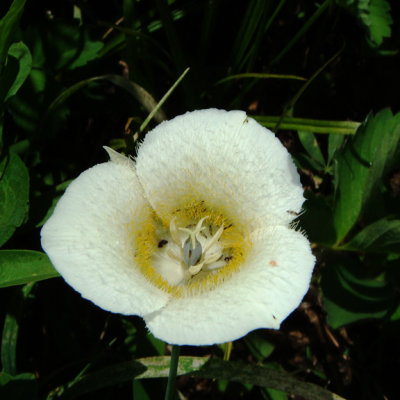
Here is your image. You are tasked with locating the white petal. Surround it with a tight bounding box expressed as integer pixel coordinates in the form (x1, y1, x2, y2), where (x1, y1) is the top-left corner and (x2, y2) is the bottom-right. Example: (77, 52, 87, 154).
(136, 109, 303, 229)
(144, 226, 314, 345)
(41, 156, 170, 315)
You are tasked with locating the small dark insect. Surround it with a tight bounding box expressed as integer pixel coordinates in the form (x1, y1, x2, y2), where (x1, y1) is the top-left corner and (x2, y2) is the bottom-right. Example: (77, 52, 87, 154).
(224, 256, 233, 262)
(287, 210, 299, 216)
(158, 239, 168, 248)
(272, 315, 277, 320)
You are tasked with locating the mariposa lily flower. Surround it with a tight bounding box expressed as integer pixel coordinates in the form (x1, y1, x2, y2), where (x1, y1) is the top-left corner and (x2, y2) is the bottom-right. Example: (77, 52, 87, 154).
(41, 109, 315, 345)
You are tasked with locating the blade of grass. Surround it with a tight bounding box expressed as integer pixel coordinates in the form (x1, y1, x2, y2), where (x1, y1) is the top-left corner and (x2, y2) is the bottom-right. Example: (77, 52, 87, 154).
(197, 0, 221, 66)
(44, 74, 166, 124)
(155, 0, 194, 107)
(232, 0, 269, 71)
(215, 72, 306, 86)
(135, 67, 190, 137)
(241, 1, 274, 71)
(264, 0, 287, 34)
(273, 45, 344, 131)
(270, 0, 332, 66)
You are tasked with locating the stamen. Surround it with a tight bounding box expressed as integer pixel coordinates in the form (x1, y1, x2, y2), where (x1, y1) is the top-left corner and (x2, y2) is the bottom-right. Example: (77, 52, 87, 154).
(179, 216, 208, 248)
(203, 224, 224, 253)
(189, 262, 204, 275)
(169, 218, 181, 246)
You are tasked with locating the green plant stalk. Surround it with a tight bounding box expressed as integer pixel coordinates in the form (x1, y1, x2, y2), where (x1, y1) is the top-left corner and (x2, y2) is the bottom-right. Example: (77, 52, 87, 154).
(164, 345, 180, 400)
(253, 115, 360, 135)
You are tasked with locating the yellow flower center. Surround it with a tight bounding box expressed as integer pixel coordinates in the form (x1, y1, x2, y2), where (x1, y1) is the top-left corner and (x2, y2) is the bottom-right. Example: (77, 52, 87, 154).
(129, 201, 251, 297)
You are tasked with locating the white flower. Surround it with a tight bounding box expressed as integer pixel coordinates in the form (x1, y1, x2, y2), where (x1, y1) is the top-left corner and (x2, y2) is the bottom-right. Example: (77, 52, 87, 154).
(41, 109, 315, 345)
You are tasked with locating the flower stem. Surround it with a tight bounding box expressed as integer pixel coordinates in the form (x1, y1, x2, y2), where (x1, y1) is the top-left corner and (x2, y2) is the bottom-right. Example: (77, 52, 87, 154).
(164, 345, 180, 400)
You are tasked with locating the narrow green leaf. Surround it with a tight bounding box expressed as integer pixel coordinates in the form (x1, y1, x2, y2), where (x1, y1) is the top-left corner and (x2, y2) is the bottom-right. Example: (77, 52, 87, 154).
(321, 255, 392, 328)
(0, 115, 3, 148)
(0, 372, 37, 400)
(1, 283, 34, 375)
(197, 0, 221, 65)
(132, 381, 150, 400)
(333, 109, 400, 242)
(270, 0, 331, 66)
(295, 152, 325, 172)
(299, 192, 337, 245)
(343, 218, 400, 254)
(0, 0, 27, 75)
(3, 42, 32, 102)
(45, 74, 166, 123)
(327, 134, 345, 165)
(0, 151, 29, 246)
(1, 313, 18, 375)
(297, 131, 326, 166)
(215, 72, 306, 86)
(244, 330, 275, 361)
(50, 357, 347, 400)
(0, 250, 59, 288)
(232, 0, 268, 71)
(253, 115, 360, 135)
(155, 0, 193, 106)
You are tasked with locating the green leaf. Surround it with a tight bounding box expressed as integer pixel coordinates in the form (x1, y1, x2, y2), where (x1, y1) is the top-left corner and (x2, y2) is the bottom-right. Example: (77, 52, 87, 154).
(297, 131, 326, 167)
(132, 381, 150, 400)
(244, 330, 275, 361)
(49, 357, 347, 400)
(0, 41, 32, 104)
(4, 42, 32, 101)
(0, 0, 27, 75)
(368, 0, 392, 45)
(1, 313, 18, 375)
(299, 192, 337, 245)
(39, 21, 103, 71)
(58, 27, 103, 70)
(0, 250, 59, 288)
(339, 0, 392, 46)
(1, 283, 34, 375)
(0, 151, 29, 246)
(343, 218, 400, 253)
(327, 133, 345, 165)
(333, 109, 400, 242)
(0, 372, 37, 400)
(321, 255, 392, 328)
